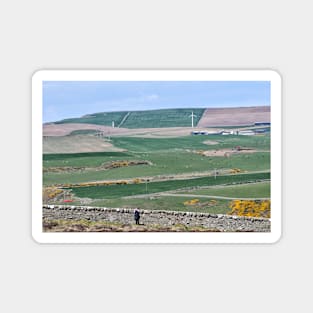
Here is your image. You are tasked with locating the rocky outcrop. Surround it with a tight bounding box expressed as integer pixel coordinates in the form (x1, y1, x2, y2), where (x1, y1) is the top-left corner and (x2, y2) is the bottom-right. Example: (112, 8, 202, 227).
(42, 205, 270, 232)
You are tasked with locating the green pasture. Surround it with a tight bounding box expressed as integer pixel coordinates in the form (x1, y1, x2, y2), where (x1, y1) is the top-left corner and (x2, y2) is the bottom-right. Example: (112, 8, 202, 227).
(43, 135, 270, 167)
(54, 111, 128, 126)
(183, 181, 270, 198)
(43, 134, 270, 194)
(43, 150, 270, 185)
(70, 172, 270, 199)
(88, 196, 230, 214)
(68, 129, 99, 135)
(121, 108, 205, 128)
(111, 134, 270, 152)
(43, 151, 133, 168)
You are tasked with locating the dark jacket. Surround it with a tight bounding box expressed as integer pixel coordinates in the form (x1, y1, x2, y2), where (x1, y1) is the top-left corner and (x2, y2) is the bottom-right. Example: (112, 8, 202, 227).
(134, 210, 140, 220)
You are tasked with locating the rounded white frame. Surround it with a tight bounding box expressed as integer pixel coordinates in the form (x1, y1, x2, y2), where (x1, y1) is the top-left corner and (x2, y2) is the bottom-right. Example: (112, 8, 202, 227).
(32, 69, 281, 244)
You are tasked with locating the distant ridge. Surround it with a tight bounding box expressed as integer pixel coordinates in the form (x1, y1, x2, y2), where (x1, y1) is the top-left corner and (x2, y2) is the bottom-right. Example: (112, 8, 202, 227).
(47, 106, 270, 129)
(53, 108, 206, 129)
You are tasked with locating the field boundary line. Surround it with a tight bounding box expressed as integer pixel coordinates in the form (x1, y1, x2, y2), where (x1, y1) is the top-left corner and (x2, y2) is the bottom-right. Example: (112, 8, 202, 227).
(118, 112, 131, 128)
(160, 193, 270, 201)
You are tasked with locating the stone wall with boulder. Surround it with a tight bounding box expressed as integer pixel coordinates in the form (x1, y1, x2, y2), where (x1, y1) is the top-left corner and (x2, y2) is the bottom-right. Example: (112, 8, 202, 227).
(43, 205, 270, 232)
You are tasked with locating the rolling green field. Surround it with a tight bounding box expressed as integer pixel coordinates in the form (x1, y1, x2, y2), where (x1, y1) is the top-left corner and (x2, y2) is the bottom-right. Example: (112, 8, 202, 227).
(88, 197, 230, 214)
(121, 108, 205, 128)
(111, 135, 270, 152)
(70, 172, 270, 199)
(43, 135, 270, 185)
(182, 181, 270, 198)
(43, 151, 270, 185)
(53, 108, 205, 128)
(43, 131, 271, 214)
(43, 135, 270, 164)
(55, 111, 128, 127)
(68, 129, 100, 135)
(43, 151, 133, 167)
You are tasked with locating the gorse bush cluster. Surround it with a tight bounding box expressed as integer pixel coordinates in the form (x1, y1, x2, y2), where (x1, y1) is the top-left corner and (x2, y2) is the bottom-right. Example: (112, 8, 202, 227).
(230, 168, 243, 174)
(61, 180, 129, 188)
(108, 160, 132, 168)
(43, 187, 63, 201)
(228, 200, 270, 218)
(101, 160, 150, 170)
(132, 178, 143, 184)
(183, 199, 200, 206)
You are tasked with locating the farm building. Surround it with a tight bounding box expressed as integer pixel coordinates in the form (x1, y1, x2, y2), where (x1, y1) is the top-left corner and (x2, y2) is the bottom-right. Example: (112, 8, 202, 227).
(220, 129, 259, 136)
(254, 122, 271, 126)
(254, 127, 270, 134)
(238, 130, 255, 136)
(191, 130, 222, 136)
(191, 131, 200, 135)
(221, 130, 235, 135)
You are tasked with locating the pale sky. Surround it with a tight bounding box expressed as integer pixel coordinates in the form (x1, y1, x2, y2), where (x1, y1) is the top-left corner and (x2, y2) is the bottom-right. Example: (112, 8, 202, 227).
(43, 81, 270, 123)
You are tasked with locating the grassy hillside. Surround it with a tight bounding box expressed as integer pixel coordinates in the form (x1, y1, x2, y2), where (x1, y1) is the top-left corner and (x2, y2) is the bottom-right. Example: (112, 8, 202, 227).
(53, 108, 205, 128)
(54, 111, 127, 127)
(122, 108, 205, 128)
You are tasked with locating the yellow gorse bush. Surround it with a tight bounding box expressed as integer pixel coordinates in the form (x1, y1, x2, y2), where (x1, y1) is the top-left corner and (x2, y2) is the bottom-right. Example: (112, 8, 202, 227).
(228, 200, 270, 218)
(183, 199, 200, 206)
(230, 168, 242, 174)
(110, 161, 131, 168)
(57, 178, 147, 189)
(65, 180, 130, 188)
(43, 187, 63, 201)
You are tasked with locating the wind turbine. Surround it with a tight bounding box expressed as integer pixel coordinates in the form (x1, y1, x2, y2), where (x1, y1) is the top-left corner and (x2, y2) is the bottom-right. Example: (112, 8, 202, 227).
(189, 111, 197, 128)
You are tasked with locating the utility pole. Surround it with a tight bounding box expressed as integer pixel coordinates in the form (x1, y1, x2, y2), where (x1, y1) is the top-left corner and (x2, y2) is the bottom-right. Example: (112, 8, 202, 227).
(145, 179, 150, 194)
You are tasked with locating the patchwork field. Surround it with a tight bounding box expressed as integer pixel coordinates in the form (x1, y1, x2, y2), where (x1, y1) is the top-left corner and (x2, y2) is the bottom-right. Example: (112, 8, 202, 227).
(43, 135, 270, 185)
(43, 129, 271, 216)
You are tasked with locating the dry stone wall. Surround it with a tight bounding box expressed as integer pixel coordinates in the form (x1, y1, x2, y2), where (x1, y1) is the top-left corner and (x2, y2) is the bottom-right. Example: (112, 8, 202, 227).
(43, 205, 270, 232)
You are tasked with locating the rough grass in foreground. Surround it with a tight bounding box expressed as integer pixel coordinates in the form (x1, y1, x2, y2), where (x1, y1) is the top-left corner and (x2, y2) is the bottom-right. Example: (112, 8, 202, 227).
(43, 219, 221, 232)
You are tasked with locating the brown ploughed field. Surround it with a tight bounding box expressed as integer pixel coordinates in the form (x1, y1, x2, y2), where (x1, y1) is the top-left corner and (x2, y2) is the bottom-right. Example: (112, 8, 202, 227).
(197, 106, 270, 127)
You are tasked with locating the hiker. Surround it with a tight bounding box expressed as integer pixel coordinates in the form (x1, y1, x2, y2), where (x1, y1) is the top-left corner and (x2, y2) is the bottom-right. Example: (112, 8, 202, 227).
(134, 208, 140, 225)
